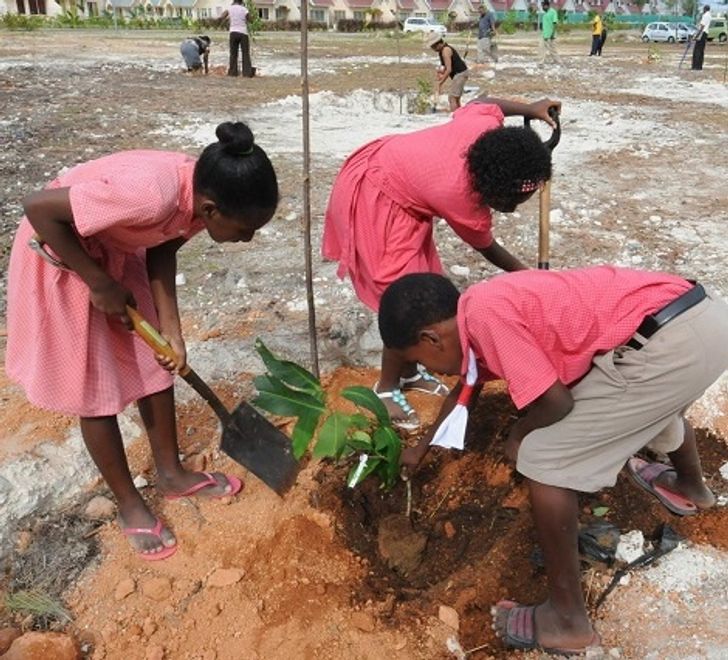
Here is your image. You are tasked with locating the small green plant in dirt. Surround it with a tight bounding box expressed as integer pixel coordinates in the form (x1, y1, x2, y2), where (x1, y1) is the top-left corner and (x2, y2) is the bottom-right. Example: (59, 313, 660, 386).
(252, 339, 402, 489)
(410, 77, 434, 115)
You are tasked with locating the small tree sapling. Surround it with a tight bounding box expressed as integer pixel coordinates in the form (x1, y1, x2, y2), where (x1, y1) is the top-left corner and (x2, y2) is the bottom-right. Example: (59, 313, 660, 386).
(252, 339, 402, 489)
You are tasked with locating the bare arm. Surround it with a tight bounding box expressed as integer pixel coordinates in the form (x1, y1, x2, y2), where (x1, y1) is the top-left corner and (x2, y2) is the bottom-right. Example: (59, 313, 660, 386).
(476, 241, 528, 272)
(23, 188, 135, 326)
(203, 48, 209, 74)
(146, 237, 187, 371)
(471, 96, 561, 128)
(504, 380, 573, 462)
(401, 382, 461, 474)
(218, 10, 229, 26)
(438, 46, 453, 82)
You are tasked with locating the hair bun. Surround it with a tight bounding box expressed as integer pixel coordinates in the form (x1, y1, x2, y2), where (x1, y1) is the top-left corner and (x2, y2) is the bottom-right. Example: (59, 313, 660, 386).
(216, 122, 255, 156)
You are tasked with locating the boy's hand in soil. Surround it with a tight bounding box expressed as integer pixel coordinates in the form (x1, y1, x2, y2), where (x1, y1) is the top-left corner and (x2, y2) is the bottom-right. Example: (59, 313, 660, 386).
(401, 441, 431, 477)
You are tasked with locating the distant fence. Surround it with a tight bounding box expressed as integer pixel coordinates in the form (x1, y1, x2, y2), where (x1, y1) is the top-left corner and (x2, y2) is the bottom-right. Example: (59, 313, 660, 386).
(493, 10, 693, 26)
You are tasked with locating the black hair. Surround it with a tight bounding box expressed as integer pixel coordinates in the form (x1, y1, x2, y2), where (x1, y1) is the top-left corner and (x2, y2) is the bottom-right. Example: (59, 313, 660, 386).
(199, 35, 211, 44)
(466, 126, 552, 208)
(542, 0, 550, 6)
(378, 273, 460, 349)
(194, 122, 278, 221)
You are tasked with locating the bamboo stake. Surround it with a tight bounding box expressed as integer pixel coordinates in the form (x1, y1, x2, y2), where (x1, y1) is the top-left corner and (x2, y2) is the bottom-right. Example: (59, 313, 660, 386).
(300, 0, 320, 378)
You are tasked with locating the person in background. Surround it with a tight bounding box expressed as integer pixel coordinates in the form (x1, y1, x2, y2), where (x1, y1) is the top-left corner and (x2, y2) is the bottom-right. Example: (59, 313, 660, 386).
(589, 13, 602, 56)
(219, 0, 254, 78)
(691, 5, 711, 71)
(598, 18, 608, 55)
(180, 35, 211, 74)
(476, 5, 499, 72)
(323, 96, 559, 429)
(428, 32, 469, 112)
(6, 122, 278, 561)
(539, 0, 562, 65)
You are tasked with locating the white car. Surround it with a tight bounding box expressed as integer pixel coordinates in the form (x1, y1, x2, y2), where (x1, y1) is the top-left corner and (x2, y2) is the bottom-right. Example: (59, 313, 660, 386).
(403, 17, 447, 36)
(641, 22, 691, 43)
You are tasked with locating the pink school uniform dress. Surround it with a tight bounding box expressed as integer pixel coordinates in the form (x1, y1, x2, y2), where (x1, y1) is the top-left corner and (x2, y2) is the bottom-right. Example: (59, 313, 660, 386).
(456, 266, 692, 408)
(323, 103, 504, 311)
(5, 151, 205, 418)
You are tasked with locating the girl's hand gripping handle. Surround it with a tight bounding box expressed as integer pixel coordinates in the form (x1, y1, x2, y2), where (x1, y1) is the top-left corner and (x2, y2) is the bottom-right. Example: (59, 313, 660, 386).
(126, 306, 190, 376)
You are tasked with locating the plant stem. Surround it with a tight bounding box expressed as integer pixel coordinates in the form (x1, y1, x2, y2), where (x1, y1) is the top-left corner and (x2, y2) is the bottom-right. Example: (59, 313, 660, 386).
(405, 479, 412, 518)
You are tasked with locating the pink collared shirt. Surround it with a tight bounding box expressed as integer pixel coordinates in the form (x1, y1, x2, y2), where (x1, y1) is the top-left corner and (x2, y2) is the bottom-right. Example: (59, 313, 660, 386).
(457, 266, 692, 409)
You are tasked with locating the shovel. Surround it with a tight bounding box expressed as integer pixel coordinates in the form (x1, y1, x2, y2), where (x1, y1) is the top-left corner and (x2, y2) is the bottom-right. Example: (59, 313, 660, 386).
(127, 307, 299, 496)
(524, 106, 561, 270)
(594, 523, 680, 610)
(27, 234, 298, 495)
(678, 38, 693, 69)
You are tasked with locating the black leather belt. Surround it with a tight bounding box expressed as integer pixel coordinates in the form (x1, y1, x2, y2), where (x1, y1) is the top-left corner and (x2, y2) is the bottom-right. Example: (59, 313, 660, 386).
(626, 283, 707, 350)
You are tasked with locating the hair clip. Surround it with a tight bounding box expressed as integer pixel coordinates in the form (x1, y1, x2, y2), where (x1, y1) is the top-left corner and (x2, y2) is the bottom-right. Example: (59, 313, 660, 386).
(518, 179, 542, 193)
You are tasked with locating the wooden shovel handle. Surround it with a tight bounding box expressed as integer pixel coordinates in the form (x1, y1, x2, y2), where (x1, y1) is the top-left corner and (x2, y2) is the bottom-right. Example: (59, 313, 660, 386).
(126, 306, 190, 377)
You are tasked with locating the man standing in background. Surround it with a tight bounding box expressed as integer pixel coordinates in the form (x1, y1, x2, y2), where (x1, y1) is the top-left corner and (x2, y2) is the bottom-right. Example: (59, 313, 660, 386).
(691, 5, 711, 71)
(476, 5, 499, 73)
(589, 13, 603, 56)
(540, 0, 562, 65)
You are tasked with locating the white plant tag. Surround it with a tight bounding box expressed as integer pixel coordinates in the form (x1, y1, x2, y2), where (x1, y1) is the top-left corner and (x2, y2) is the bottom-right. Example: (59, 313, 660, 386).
(348, 454, 369, 488)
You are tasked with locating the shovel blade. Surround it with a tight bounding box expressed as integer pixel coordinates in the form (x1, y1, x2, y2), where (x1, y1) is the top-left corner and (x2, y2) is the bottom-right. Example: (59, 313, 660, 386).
(220, 402, 299, 496)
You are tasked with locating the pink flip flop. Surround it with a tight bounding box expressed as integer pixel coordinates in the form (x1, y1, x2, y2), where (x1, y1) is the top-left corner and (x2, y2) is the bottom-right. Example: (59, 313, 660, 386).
(164, 472, 243, 501)
(627, 457, 698, 516)
(121, 518, 178, 561)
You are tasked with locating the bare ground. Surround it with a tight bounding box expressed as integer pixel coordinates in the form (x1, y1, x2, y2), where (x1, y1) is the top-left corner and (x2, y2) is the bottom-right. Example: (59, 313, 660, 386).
(1, 27, 728, 659)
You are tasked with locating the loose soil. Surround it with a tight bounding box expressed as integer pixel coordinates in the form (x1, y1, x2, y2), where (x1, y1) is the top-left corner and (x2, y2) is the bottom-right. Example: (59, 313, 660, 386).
(1, 27, 727, 660)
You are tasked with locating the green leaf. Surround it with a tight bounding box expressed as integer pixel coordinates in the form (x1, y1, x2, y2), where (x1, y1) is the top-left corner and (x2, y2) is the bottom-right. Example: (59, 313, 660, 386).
(347, 455, 382, 488)
(373, 426, 401, 455)
(254, 338, 323, 397)
(351, 430, 372, 444)
(253, 374, 326, 419)
(349, 413, 371, 430)
(290, 411, 321, 460)
(342, 385, 391, 426)
(313, 412, 350, 459)
(372, 427, 402, 490)
(348, 439, 374, 452)
(592, 506, 610, 517)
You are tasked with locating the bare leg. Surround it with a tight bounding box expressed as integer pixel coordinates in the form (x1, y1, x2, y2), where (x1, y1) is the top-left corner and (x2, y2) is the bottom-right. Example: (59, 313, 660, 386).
(137, 387, 235, 497)
(522, 480, 595, 649)
(80, 415, 175, 555)
(657, 418, 715, 508)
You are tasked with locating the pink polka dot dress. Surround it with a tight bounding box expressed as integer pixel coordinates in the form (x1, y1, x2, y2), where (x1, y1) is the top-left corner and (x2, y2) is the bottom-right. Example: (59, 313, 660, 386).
(5, 151, 206, 417)
(322, 103, 504, 311)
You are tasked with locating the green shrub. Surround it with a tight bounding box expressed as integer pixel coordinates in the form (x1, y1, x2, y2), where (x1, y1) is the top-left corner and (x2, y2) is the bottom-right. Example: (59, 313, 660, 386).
(500, 9, 517, 34)
(1, 13, 47, 29)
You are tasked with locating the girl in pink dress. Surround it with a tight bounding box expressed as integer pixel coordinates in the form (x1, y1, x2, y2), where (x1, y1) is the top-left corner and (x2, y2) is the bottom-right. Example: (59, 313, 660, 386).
(323, 96, 559, 429)
(6, 122, 278, 561)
